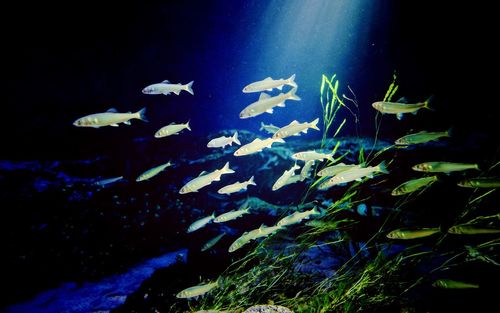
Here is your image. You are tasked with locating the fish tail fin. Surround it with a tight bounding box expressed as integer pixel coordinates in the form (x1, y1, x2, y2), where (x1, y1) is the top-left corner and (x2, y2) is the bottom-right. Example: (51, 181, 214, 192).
(221, 162, 235, 174)
(313, 206, 322, 216)
(274, 138, 286, 143)
(310, 118, 320, 130)
(259, 122, 265, 131)
(248, 175, 256, 186)
(474, 164, 480, 170)
(423, 95, 435, 111)
(377, 160, 390, 174)
(185, 120, 191, 131)
(232, 131, 241, 145)
(326, 153, 336, 162)
(287, 87, 301, 101)
(446, 127, 455, 137)
(287, 74, 297, 88)
(136, 107, 148, 122)
(184, 81, 194, 95)
(211, 211, 216, 219)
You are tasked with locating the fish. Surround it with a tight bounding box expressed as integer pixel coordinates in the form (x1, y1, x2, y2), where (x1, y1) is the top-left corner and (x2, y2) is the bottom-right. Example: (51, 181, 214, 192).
(217, 176, 256, 195)
(201, 232, 226, 251)
(432, 279, 479, 289)
(391, 175, 438, 196)
(272, 163, 300, 191)
(73, 108, 147, 128)
(136, 161, 173, 182)
(94, 176, 124, 187)
(228, 225, 282, 252)
(207, 132, 241, 148)
(457, 177, 500, 188)
(272, 118, 320, 139)
(386, 227, 440, 239)
(395, 130, 450, 145)
(317, 163, 359, 177)
(300, 160, 315, 181)
(259, 122, 280, 135)
(318, 161, 389, 190)
(234, 137, 285, 156)
(371, 96, 433, 120)
(292, 150, 335, 162)
(154, 121, 191, 138)
(284, 175, 303, 185)
(228, 232, 255, 253)
(242, 74, 297, 93)
(276, 207, 321, 227)
(255, 225, 283, 238)
(142, 80, 194, 96)
(187, 213, 215, 233)
(412, 162, 479, 173)
(214, 207, 251, 223)
(447, 225, 500, 235)
(179, 162, 235, 194)
(176, 280, 219, 299)
(239, 87, 301, 119)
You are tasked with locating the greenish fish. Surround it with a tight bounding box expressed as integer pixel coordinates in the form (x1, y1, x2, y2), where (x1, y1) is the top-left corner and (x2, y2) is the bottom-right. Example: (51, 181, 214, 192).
(386, 227, 440, 239)
(372, 97, 433, 120)
(395, 130, 450, 145)
(448, 225, 500, 235)
(457, 177, 500, 188)
(317, 163, 359, 177)
(259, 122, 280, 135)
(214, 207, 251, 223)
(136, 161, 173, 182)
(300, 160, 315, 180)
(201, 232, 226, 251)
(412, 162, 479, 173)
(276, 207, 321, 227)
(432, 279, 479, 289)
(391, 175, 438, 196)
(176, 280, 219, 299)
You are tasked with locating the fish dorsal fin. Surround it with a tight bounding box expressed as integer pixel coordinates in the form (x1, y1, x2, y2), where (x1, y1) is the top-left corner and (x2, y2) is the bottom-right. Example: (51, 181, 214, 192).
(259, 224, 266, 230)
(263, 77, 272, 81)
(396, 97, 408, 104)
(198, 171, 208, 176)
(162, 80, 170, 83)
(107, 108, 118, 113)
(290, 120, 299, 125)
(252, 138, 263, 143)
(259, 92, 271, 100)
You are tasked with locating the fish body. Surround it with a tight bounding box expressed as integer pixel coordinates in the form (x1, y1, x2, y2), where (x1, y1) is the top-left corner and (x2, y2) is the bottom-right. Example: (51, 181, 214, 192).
(142, 80, 194, 96)
(318, 161, 389, 190)
(386, 227, 440, 239)
(201, 233, 226, 251)
(458, 177, 500, 188)
(242, 74, 297, 93)
(155, 121, 191, 138)
(277, 207, 321, 227)
(259, 122, 280, 134)
(372, 97, 432, 120)
(95, 176, 123, 187)
(317, 163, 358, 177)
(218, 176, 256, 195)
(395, 130, 450, 145)
(272, 164, 300, 191)
(136, 161, 173, 182)
(228, 225, 282, 252)
(391, 175, 438, 196)
(432, 279, 479, 289)
(179, 162, 235, 194)
(214, 207, 251, 223)
(300, 160, 315, 180)
(239, 87, 301, 119)
(448, 225, 500, 235)
(285, 175, 303, 185)
(412, 162, 479, 173)
(228, 232, 255, 252)
(187, 213, 215, 233)
(73, 108, 147, 128)
(292, 150, 335, 162)
(207, 132, 241, 148)
(272, 118, 320, 139)
(255, 225, 283, 237)
(176, 281, 218, 298)
(234, 137, 285, 156)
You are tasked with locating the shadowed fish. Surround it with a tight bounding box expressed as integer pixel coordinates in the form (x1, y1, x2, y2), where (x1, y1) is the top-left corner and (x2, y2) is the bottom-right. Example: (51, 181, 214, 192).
(395, 130, 450, 145)
(391, 176, 438, 196)
(214, 207, 251, 223)
(201, 233, 226, 251)
(176, 280, 219, 299)
(432, 279, 479, 289)
(136, 161, 173, 182)
(457, 177, 500, 188)
(386, 227, 440, 239)
(448, 225, 500, 235)
(412, 162, 479, 173)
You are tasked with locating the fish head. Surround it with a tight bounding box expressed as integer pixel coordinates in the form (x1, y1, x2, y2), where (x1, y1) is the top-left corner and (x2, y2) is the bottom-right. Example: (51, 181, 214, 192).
(447, 226, 459, 234)
(291, 153, 301, 160)
(234, 147, 248, 156)
(394, 138, 408, 145)
(386, 230, 403, 239)
(142, 85, 156, 94)
(371, 102, 383, 111)
(73, 117, 95, 127)
(457, 179, 475, 188)
(179, 186, 191, 194)
(239, 108, 253, 119)
(412, 163, 432, 172)
(242, 85, 253, 93)
(432, 280, 447, 288)
(176, 290, 189, 298)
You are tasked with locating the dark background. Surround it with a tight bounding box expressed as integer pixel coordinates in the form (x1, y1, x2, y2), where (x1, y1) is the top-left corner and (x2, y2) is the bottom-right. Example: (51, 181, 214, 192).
(1, 1, 496, 162)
